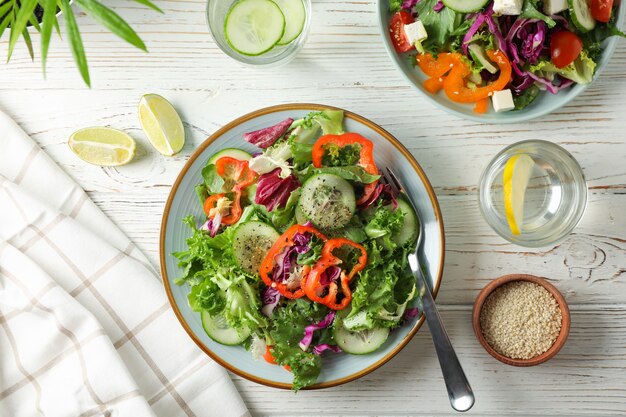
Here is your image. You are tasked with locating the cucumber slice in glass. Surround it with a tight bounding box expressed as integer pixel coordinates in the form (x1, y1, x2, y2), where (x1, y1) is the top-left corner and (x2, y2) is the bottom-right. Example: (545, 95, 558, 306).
(224, 0, 286, 56)
(273, 0, 306, 45)
(442, 0, 490, 13)
(569, 0, 596, 32)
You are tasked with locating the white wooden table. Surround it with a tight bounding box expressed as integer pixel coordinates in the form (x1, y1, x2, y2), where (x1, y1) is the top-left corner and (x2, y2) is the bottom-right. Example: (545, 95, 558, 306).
(2, 0, 626, 415)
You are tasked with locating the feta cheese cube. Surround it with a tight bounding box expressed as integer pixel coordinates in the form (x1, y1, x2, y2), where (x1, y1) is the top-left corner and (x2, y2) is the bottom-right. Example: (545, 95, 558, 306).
(492, 89, 516, 113)
(493, 0, 523, 15)
(403, 20, 428, 45)
(543, 0, 568, 15)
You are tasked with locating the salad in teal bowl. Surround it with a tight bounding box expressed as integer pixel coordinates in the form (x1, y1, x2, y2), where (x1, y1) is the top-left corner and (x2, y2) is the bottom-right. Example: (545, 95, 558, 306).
(161, 105, 444, 390)
(378, 0, 625, 122)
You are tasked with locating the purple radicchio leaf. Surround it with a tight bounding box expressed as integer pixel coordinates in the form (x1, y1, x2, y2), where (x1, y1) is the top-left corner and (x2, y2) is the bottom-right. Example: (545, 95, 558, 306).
(243, 118, 294, 149)
(299, 311, 336, 351)
(404, 307, 420, 320)
(254, 168, 300, 211)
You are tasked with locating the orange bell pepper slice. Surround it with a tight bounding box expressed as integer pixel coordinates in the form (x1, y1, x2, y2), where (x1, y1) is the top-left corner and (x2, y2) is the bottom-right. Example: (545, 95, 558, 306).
(302, 238, 367, 310)
(442, 50, 512, 103)
(474, 98, 489, 114)
(312, 133, 379, 205)
(259, 224, 328, 299)
(416, 52, 462, 78)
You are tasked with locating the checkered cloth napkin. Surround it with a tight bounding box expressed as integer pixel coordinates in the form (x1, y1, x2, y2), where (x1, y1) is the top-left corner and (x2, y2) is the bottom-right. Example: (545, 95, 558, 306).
(0, 110, 250, 417)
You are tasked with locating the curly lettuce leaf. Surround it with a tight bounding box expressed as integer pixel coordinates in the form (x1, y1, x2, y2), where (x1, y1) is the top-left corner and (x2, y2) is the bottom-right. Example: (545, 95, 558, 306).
(299, 165, 380, 184)
(415, 0, 463, 51)
(521, 0, 556, 28)
(269, 299, 329, 390)
(364, 203, 405, 250)
(530, 50, 596, 84)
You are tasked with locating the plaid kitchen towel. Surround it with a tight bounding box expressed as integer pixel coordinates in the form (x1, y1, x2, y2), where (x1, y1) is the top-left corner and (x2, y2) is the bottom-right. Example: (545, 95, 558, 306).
(0, 110, 250, 417)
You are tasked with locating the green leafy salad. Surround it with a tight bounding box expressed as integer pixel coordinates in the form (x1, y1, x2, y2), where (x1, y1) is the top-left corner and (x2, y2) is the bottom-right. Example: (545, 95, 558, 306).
(173, 109, 422, 390)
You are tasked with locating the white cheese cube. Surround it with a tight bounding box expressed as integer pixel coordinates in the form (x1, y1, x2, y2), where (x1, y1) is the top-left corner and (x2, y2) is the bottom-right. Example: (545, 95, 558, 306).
(543, 0, 568, 15)
(493, 0, 523, 15)
(492, 89, 515, 113)
(403, 20, 428, 45)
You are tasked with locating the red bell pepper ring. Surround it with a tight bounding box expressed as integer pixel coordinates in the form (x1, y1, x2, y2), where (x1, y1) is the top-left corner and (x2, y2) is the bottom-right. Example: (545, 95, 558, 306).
(311, 133, 379, 205)
(203, 193, 242, 226)
(214, 156, 257, 193)
(302, 238, 367, 311)
(259, 224, 328, 299)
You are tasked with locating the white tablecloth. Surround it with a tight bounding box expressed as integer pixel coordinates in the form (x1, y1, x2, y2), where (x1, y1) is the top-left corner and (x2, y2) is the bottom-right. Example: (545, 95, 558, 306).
(0, 110, 249, 417)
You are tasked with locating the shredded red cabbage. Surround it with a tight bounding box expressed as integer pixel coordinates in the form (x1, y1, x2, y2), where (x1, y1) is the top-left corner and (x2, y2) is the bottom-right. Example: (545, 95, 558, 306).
(200, 217, 220, 237)
(243, 118, 294, 149)
(319, 266, 341, 287)
(433, 0, 444, 12)
(271, 230, 313, 285)
(255, 168, 300, 211)
(299, 312, 336, 351)
(261, 287, 281, 317)
(312, 344, 342, 355)
(401, 0, 418, 10)
(404, 307, 420, 319)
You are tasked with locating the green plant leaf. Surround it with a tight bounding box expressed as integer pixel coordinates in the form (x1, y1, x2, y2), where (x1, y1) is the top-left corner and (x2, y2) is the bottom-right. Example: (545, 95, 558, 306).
(0, 1, 13, 20)
(129, 0, 163, 13)
(41, 0, 57, 75)
(28, 12, 41, 31)
(76, 0, 147, 51)
(60, 0, 90, 86)
(8, 0, 37, 61)
(0, 7, 13, 40)
(22, 27, 34, 60)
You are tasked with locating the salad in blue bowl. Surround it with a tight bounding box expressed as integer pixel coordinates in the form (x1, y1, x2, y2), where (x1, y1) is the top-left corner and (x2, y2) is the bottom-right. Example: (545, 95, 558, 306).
(381, 0, 625, 120)
(172, 109, 425, 390)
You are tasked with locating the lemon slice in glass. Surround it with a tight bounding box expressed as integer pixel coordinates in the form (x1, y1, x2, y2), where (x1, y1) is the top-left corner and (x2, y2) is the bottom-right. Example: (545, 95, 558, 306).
(68, 127, 136, 166)
(138, 94, 185, 156)
(503, 154, 535, 235)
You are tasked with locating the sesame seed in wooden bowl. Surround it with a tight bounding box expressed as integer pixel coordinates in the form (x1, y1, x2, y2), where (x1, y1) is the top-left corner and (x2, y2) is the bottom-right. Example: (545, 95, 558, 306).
(472, 274, 570, 367)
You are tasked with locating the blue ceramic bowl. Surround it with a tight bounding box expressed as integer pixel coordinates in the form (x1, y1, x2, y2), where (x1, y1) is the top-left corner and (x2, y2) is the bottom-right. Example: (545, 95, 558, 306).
(160, 104, 445, 389)
(376, 1, 625, 123)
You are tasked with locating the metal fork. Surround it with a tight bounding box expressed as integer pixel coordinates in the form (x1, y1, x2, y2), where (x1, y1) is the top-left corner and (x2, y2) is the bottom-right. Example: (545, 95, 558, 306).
(382, 167, 475, 413)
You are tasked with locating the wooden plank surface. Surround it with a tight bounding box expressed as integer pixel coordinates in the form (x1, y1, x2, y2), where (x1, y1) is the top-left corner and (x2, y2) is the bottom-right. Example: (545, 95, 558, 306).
(1, 0, 625, 415)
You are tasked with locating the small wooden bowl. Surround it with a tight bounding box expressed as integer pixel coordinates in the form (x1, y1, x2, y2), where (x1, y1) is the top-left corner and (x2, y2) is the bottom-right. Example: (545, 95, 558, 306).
(472, 274, 570, 366)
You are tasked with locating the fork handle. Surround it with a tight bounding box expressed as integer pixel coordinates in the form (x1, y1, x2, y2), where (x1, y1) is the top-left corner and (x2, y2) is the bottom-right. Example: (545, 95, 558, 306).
(409, 255, 475, 412)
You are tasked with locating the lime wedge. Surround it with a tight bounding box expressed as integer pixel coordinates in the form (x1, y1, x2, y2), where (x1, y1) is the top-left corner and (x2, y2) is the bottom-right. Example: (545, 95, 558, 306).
(138, 94, 185, 156)
(503, 154, 535, 236)
(68, 127, 136, 166)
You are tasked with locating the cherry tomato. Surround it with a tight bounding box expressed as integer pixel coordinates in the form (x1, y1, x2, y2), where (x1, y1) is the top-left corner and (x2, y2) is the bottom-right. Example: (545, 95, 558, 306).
(591, 0, 613, 22)
(389, 11, 414, 53)
(550, 31, 583, 69)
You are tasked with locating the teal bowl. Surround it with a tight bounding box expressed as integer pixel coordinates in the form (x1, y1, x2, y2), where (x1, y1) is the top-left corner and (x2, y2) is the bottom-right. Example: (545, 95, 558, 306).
(160, 104, 445, 389)
(376, 1, 625, 123)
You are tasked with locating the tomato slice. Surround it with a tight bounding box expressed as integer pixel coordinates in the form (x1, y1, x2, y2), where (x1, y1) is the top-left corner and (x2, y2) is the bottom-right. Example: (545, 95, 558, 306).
(550, 31, 583, 69)
(389, 11, 414, 53)
(591, 0, 613, 22)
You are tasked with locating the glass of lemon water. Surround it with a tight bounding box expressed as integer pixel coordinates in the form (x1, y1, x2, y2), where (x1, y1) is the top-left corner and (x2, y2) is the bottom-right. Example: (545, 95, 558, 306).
(478, 140, 587, 247)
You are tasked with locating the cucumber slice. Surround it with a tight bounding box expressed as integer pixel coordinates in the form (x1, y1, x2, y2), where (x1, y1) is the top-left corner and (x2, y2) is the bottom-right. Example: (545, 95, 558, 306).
(208, 148, 252, 164)
(468, 43, 497, 74)
(233, 221, 280, 274)
(334, 315, 390, 355)
(442, 0, 490, 13)
(298, 173, 356, 230)
(392, 197, 419, 247)
(201, 310, 251, 345)
(273, 0, 306, 45)
(295, 204, 308, 224)
(569, 0, 596, 32)
(224, 0, 286, 56)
